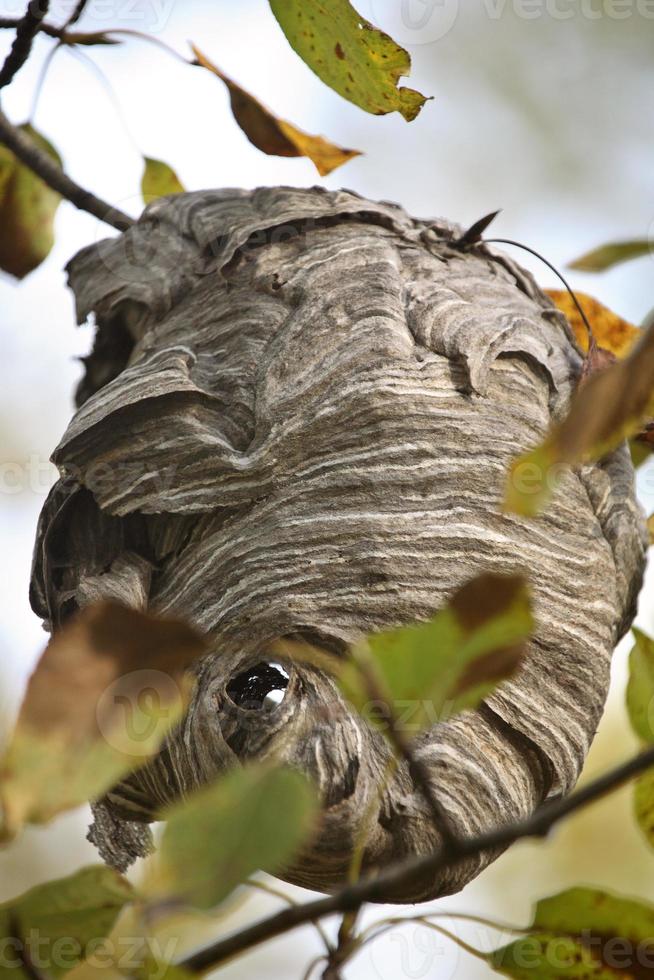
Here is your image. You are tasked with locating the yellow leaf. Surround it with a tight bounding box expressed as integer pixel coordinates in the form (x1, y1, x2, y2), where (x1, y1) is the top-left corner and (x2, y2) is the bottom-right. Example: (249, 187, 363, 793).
(192, 45, 360, 177)
(141, 156, 185, 205)
(0, 124, 62, 279)
(546, 289, 640, 358)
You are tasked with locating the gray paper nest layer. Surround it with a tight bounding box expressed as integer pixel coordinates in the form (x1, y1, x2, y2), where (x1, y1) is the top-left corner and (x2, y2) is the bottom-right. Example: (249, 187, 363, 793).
(31, 186, 646, 902)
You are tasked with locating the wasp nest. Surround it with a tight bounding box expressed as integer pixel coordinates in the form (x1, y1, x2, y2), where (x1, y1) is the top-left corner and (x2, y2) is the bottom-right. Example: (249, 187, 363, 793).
(31, 187, 646, 902)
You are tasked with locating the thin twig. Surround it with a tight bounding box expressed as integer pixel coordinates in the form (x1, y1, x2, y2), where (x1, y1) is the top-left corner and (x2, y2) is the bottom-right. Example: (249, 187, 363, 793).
(485, 237, 595, 344)
(245, 878, 333, 954)
(27, 36, 60, 121)
(178, 743, 654, 973)
(0, 103, 133, 230)
(301, 956, 327, 980)
(0, 17, 117, 45)
(62, 0, 88, 28)
(0, 1, 50, 90)
(358, 916, 488, 962)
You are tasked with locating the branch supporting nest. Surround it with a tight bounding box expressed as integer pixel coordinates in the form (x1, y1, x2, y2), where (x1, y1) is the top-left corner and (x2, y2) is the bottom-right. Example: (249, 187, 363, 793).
(0, 104, 133, 230)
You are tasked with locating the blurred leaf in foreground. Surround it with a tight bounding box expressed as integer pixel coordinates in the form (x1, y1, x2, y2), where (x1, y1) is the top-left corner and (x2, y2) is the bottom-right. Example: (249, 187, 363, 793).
(0, 866, 132, 980)
(341, 572, 532, 732)
(505, 318, 654, 516)
(0, 124, 62, 279)
(569, 240, 651, 273)
(141, 157, 186, 205)
(149, 764, 317, 910)
(192, 45, 360, 176)
(626, 628, 654, 852)
(545, 289, 640, 359)
(626, 628, 654, 743)
(489, 887, 654, 979)
(269, 0, 428, 121)
(0, 602, 207, 840)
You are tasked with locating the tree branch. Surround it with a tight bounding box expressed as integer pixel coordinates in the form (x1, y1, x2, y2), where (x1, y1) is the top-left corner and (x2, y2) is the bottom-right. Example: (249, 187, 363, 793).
(0, 18, 118, 46)
(0, 1, 50, 90)
(0, 104, 133, 230)
(179, 743, 654, 973)
(63, 0, 89, 28)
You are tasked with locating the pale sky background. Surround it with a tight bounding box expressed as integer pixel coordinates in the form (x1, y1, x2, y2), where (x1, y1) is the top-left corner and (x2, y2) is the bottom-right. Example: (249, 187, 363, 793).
(1, 1, 654, 978)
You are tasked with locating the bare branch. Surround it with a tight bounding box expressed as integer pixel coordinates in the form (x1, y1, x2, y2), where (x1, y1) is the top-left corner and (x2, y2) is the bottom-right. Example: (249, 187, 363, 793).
(63, 0, 89, 28)
(0, 104, 133, 230)
(0, 2, 50, 90)
(0, 18, 118, 46)
(179, 743, 654, 973)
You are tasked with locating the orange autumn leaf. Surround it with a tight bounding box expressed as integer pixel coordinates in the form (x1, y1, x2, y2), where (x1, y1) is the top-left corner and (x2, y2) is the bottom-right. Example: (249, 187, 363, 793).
(546, 289, 640, 359)
(192, 45, 360, 177)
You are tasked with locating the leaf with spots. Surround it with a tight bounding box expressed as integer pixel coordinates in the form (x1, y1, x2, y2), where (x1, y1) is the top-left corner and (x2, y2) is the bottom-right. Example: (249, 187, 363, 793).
(269, 0, 429, 120)
(569, 240, 651, 273)
(0, 124, 62, 279)
(0, 866, 133, 980)
(489, 887, 654, 978)
(0, 602, 207, 841)
(141, 157, 186, 206)
(340, 572, 532, 733)
(148, 764, 318, 910)
(192, 45, 360, 176)
(505, 315, 654, 516)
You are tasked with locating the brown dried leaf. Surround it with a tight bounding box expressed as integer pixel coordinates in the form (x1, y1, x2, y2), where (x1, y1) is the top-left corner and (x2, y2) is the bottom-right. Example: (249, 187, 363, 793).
(0, 602, 207, 840)
(192, 45, 360, 177)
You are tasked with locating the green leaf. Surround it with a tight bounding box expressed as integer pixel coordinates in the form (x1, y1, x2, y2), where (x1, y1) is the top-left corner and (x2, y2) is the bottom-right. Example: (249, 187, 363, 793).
(489, 933, 619, 979)
(0, 124, 62, 279)
(269, 0, 428, 121)
(533, 887, 654, 942)
(150, 764, 317, 909)
(569, 240, 651, 273)
(630, 438, 651, 468)
(141, 157, 186, 206)
(634, 768, 654, 851)
(626, 628, 654, 743)
(192, 45, 360, 176)
(341, 572, 532, 732)
(0, 602, 207, 840)
(505, 317, 654, 516)
(489, 887, 654, 978)
(0, 866, 133, 979)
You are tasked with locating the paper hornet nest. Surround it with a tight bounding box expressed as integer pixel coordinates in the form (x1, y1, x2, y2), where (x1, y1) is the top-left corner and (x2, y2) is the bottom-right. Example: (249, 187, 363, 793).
(30, 186, 646, 903)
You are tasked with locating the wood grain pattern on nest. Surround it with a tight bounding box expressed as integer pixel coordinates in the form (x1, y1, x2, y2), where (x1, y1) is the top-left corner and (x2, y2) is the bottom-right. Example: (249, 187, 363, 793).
(30, 186, 647, 902)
